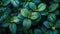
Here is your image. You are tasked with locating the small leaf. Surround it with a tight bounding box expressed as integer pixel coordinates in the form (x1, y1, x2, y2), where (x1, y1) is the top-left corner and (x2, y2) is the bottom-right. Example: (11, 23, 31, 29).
(32, 0, 41, 4)
(21, 8, 31, 17)
(41, 25, 47, 33)
(48, 14, 56, 22)
(18, 13, 25, 22)
(2, 0, 10, 6)
(54, 20, 60, 28)
(10, 0, 19, 7)
(38, 3, 46, 11)
(47, 30, 57, 34)
(9, 23, 17, 33)
(23, 2, 29, 9)
(54, 10, 60, 15)
(2, 21, 9, 27)
(54, 0, 60, 3)
(23, 19, 31, 29)
(0, 14, 8, 23)
(10, 16, 20, 23)
(49, 3, 59, 12)
(34, 29, 42, 34)
(31, 12, 39, 20)
(29, 2, 37, 11)
(43, 21, 50, 28)
(40, 10, 48, 16)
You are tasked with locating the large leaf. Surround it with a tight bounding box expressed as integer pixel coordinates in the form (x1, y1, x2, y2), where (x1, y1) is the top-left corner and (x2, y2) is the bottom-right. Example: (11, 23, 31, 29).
(38, 3, 46, 11)
(9, 23, 17, 33)
(10, 0, 19, 7)
(23, 19, 31, 29)
(49, 3, 59, 12)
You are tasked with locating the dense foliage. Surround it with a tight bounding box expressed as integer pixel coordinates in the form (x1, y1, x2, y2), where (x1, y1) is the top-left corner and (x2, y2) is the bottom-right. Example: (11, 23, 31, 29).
(0, 0, 60, 34)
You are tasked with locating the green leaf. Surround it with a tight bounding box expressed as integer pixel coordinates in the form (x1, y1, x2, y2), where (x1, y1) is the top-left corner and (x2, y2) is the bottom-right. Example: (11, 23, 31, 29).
(10, 0, 19, 7)
(2, 21, 9, 27)
(54, 10, 60, 15)
(21, 8, 29, 17)
(54, 20, 60, 28)
(2, 0, 10, 6)
(34, 29, 42, 34)
(43, 21, 50, 28)
(30, 12, 39, 20)
(54, 0, 60, 3)
(49, 3, 59, 12)
(29, 2, 37, 11)
(41, 25, 47, 33)
(40, 10, 48, 16)
(38, 3, 46, 11)
(48, 14, 56, 22)
(23, 19, 31, 29)
(46, 30, 57, 34)
(10, 16, 20, 23)
(9, 23, 17, 33)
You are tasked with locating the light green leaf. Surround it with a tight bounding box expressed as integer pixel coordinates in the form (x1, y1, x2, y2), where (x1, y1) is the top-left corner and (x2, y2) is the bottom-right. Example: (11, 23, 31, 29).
(31, 12, 39, 20)
(10, 16, 20, 23)
(21, 8, 31, 17)
(38, 3, 46, 11)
